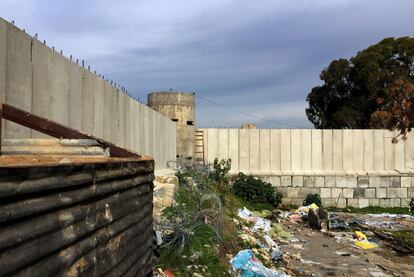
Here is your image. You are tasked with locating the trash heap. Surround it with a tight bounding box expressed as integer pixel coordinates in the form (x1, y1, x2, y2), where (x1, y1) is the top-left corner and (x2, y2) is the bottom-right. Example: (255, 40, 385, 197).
(231, 207, 290, 277)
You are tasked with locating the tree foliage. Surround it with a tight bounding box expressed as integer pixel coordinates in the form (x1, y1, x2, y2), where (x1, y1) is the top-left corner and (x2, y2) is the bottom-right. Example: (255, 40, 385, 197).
(306, 37, 414, 133)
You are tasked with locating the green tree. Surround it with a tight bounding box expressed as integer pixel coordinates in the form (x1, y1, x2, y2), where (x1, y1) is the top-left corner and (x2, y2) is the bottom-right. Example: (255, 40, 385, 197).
(306, 37, 414, 129)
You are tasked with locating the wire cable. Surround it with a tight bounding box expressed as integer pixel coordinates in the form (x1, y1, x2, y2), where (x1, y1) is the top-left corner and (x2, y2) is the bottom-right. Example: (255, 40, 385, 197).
(194, 93, 300, 128)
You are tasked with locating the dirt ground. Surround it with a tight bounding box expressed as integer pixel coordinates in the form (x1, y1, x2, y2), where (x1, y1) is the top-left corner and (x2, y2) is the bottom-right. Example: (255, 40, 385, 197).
(277, 213, 414, 277)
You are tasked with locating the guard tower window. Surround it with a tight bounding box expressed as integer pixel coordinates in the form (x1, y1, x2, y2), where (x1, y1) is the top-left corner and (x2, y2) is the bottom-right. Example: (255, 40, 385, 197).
(187, 120, 194, 125)
(171, 118, 178, 122)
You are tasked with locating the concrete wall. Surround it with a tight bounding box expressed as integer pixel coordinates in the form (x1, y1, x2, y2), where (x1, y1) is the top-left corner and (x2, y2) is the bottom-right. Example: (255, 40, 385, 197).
(0, 18, 176, 169)
(200, 128, 414, 207)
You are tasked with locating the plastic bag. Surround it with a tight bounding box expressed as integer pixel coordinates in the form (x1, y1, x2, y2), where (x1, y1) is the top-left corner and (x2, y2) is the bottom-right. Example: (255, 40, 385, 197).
(230, 249, 288, 277)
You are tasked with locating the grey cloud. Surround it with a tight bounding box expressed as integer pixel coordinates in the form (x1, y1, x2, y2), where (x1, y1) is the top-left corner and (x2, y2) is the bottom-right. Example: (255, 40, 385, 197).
(0, 0, 413, 128)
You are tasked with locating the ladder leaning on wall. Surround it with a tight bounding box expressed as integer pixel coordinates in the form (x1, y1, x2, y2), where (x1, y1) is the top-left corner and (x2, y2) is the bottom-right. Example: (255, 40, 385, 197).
(194, 129, 205, 165)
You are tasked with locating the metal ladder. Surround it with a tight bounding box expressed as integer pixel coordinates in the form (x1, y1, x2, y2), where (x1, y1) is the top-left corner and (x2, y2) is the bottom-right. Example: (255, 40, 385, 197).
(194, 129, 205, 165)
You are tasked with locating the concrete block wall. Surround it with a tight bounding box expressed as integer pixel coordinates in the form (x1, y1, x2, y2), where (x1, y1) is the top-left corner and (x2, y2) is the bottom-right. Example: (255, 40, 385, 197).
(0, 18, 176, 169)
(200, 128, 414, 207)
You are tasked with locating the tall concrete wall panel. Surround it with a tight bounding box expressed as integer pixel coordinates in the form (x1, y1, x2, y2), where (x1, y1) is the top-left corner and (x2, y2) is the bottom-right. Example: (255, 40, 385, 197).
(228, 129, 239, 173)
(5, 23, 32, 138)
(31, 40, 52, 138)
(0, 19, 176, 169)
(51, 52, 70, 127)
(69, 62, 82, 131)
(0, 19, 7, 103)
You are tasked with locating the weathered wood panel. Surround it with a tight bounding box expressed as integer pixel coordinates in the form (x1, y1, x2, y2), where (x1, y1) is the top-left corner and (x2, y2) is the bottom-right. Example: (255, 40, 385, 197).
(0, 159, 155, 277)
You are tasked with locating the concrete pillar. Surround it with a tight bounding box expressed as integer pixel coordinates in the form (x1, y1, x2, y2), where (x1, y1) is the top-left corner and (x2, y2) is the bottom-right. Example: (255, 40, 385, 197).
(229, 129, 239, 173)
(92, 76, 105, 138)
(353, 130, 364, 174)
(270, 129, 281, 174)
(31, 39, 52, 138)
(239, 128, 250, 173)
(51, 52, 70, 127)
(343, 129, 354, 173)
(312, 129, 322, 173)
(102, 82, 113, 141)
(249, 129, 260, 174)
(301, 129, 312, 173)
(81, 70, 95, 134)
(384, 130, 395, 172)
(332, 130, 343, 173)
(291, 129, 301, 173)
(68, 62, 82, 131)
(5, 24, 33, 138)
(322, 130, 333, 172)
(259, 129, 271, 174)
(363, 130, 374, 173)
(374, 130, 385, 173)
(218, 128, 229, 159)
(280, 129, 291, 174)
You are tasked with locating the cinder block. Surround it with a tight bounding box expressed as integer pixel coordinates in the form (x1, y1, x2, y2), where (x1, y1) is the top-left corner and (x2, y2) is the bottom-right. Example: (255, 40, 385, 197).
(390, 177, 400, 188)
(282, 197, 293, 206)
(325, 176, 336, 187)
(270, 176, 281, 187)
(379, 199, 391, 207)
(387, 188, 398, 198)
(401, 198, 411, 207)
(347, 199, 359, 208)
(365, 188, 376, 199)
(315, 177, 325, 187)
(377, 188, 386, 198)
(358, 177, 369, 188)
(337, 198, 347, 208)
(336, 177, 357, 188)
(397, 188, 407, 198)
(401, 177, 411, 188)
(359, 199, 369, 208)
(320, 188, 331, 198)
(281, 176, 291, 187)
(369, 199, 380, 206)
(303, 176, 315, 187)
(278, 187, 288, 197)
(290, 198, 303, 206)
(409, 188, 414, 198)
(322, 198, 337, 207)
(298, 188, 319, 198)
(287, 188, 300, 198)
(331, 188, 342, 198)
(369, 176, 389, 188)
(353, 188, 365, 198)
(389, 198, 401, 207)
(292, 176, 303, 187)
(342, 188, 353, 198)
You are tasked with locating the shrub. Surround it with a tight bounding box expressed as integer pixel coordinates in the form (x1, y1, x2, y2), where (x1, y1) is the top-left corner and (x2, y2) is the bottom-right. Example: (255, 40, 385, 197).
(233, 173, 282, 208)
(303, 193, 322, 207)
(210, 158, 232, 183)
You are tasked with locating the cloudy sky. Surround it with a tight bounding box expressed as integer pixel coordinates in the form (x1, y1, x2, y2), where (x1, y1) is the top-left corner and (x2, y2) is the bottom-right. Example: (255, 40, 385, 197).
(1, 0, 413, 128)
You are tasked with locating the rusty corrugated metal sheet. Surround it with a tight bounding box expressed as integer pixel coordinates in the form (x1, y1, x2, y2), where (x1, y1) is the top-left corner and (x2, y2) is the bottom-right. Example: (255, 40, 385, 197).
(0, 159, 155, 276)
